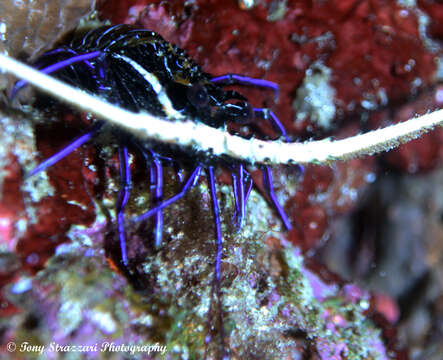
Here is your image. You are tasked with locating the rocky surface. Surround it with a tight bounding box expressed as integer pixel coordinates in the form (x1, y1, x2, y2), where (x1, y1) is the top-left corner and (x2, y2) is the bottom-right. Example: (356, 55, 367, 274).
(0, 0, 442, 359)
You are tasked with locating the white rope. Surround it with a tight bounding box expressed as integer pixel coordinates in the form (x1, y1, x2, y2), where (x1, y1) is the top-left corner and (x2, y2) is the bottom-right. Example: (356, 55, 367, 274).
(1, 53, 441, 166)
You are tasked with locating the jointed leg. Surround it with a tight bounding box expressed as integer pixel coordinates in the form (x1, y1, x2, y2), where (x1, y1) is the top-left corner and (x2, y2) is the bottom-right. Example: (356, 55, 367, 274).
(131, 144, 165, 247)
(231, 171, 240, 223)
(38, 51, 100, 74)
(245, 176, 253, 205)
(262, 166, 292, 230)
(134, 165, 202, 223)
(116, 146, 132, 266)
(210, 73, 279, 99)
(207, 166, 223, 284)
(150, 158, 164, 247)
(232, 165, 254, 230)
(206, 166, 226, 354)
(26, 123, 103, 178)
(209, 73, 290, 142)
(236, 164, 246, 229)
(11, 51, 102, 99)
(253, 108, 290, 142)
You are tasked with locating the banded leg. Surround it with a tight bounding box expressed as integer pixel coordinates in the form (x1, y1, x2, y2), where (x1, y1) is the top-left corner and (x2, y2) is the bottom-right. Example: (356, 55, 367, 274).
(11, 51, 102, 99)
(263, 166, 292, 230)
(235, 164, 247, 229)
(232, 166, 254, 230)
(253, 108, 290, 142)
(150, 158, 164, 247)
(238, 164, 246, 229)
(131, 144, 165, 247)
(231, 171, 239, 224)
(206, 166, 226, 354)
(26, 123, 103, 178)
(134, 166, 202, 223)
(116, 146, 132, 266)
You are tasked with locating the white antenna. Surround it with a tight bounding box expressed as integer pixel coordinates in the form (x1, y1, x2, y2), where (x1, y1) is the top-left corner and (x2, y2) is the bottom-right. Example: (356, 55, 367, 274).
(1, 53, 442, 166)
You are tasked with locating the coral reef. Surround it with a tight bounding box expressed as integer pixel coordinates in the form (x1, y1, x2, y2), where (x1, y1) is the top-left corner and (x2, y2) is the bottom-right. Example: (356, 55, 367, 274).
(1, 0, 442, 359)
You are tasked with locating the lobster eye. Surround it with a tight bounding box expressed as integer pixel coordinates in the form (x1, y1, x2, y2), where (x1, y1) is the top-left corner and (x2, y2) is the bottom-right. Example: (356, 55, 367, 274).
(224, 101, 253, 124)
(187, 82, 209, 108)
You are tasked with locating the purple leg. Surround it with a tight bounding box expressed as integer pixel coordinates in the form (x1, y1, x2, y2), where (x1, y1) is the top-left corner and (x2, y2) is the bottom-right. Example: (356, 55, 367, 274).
(151, 159, 164, 247)
(31, 48, 96, 73)
(134, 166, 202, 223)
(232, 166, 253, 230)
(158, 156, 184, 183)
(146, 153, 184, 183)
(206, 166, 226, 353)
(253, 108, 290, 142)
(131, 145, 165, 247)
(116, 146, 132, 266)
(231, 171, 240, 221)
(38, 51, 100, 73)
(263, 166, 292, 230)
(236, 164, 246, 229)
(11, 51, 101, 99)
(210, 73, 279, 99)
(207, 167, 223, 284)
(244, 176, 253, 205)
(26, 123, 102, 178)
(176, 167, 185, 183)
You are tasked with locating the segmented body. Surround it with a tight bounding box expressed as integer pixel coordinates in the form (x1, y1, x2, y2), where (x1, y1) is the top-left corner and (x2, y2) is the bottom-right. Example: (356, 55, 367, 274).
(16, 24, 292, 358)
(33, 24, 252, 128)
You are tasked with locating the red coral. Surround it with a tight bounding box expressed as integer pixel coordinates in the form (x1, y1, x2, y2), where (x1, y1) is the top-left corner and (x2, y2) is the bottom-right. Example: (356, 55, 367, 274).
(371, 86, 443, 172)
(99, 0, 437, 135)
(98, 0, 440, 260)
(418, 0, 443, 41)
(16, 114, 98, 272)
